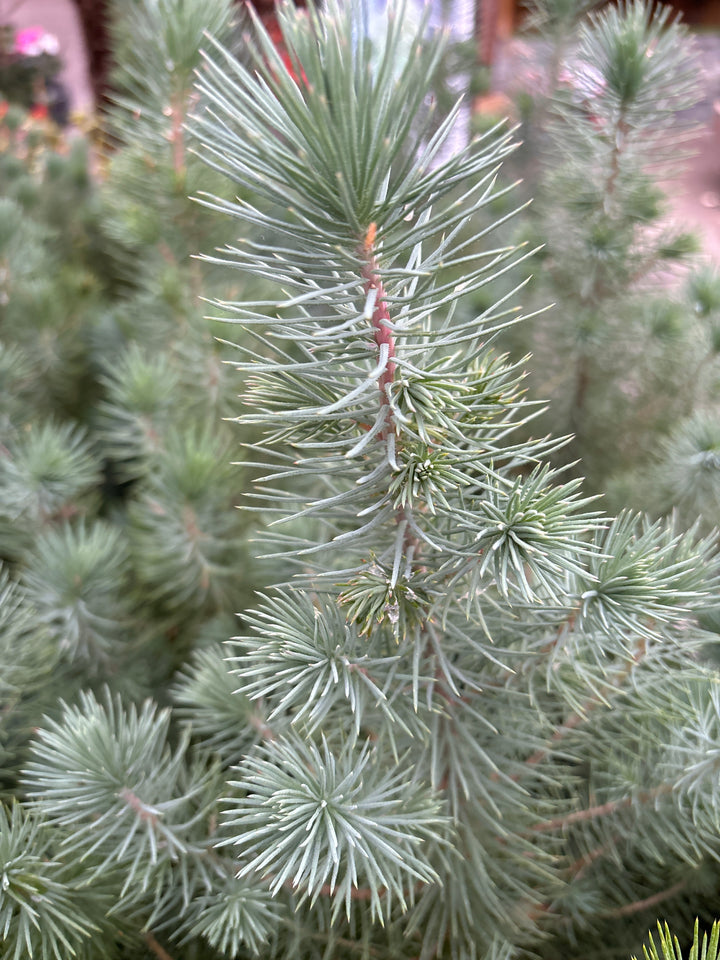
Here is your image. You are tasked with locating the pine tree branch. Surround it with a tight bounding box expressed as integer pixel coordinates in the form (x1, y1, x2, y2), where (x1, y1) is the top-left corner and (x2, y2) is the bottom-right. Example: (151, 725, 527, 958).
(248, 710, 277, 741)
(521, 703, 601, 777)
(531, 783, 672, 833)
(359, 223, 396, 403)
(171, 102, 186, 179)
(119, 787, 160, 826)
(523, 711, 587, 770)
(604, 114, 629, 216)
(361, 224, 418, 571)
(144, 932, 176, 960)
(605, 878, 688, 918)
(534, 797, 630, 833)
(571, 108, 630, 432)
(566, 842, 613, 879)
(317, 883, 378, 901)
(522, 638, 648, 774)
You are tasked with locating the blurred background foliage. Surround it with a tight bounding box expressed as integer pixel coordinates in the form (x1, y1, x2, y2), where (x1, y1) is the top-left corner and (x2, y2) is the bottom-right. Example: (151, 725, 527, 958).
(0, 0, 274, 794)
(460, 0, 720, 535)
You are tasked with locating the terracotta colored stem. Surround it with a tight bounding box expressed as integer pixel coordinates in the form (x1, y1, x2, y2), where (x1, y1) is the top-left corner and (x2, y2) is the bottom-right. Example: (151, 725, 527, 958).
(567, 842, 613, 879)
(318, 882, 379, 900)
(119, 787, 159, 826)
(523, 640, 647, 772)
(359, 223, 396, 400)
(605, 115, 629, 213)
(532, 782, 672, 833)
(608, 879, 688, 918)
(144, 932, 175, 960)
(170, 96, 185, 179)
(248, 711, 276, 740)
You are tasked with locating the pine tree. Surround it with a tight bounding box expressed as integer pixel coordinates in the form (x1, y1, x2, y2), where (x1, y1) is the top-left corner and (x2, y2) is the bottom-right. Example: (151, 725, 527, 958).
(0, 0, 262, 791)
(491, 0, 720, 510)
(5, 3, 720, 960)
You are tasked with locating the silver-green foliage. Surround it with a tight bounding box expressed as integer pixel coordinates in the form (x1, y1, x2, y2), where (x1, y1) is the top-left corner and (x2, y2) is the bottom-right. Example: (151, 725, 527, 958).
(186, 2, 720, 956)
(506, 0, 706, 493)
(0, 0, 260, 917)
(0, 0, 256, 702)
(7, 3, 720, 960)
(0, 804, 105, 960)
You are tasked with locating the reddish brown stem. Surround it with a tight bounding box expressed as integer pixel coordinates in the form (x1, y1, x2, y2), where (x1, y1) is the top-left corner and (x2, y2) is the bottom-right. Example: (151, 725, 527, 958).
(169, 96, 186, 179)
(318, 882, 378, 900)
(566, 842, 613, 880)
(532, 783, 672, 833)
(359, 223, 396, 400)
(522, 639, 647, 774)
(524, 712, 587, 769)
(144, 932, 175, 960)
(607, 878, 687, 918)
(605, 115, 629, 214)
(534, 796, 631, 833)
(314, 878, 426, 901)
(119, 787, 158, 826)
(248, 710, 276, 741)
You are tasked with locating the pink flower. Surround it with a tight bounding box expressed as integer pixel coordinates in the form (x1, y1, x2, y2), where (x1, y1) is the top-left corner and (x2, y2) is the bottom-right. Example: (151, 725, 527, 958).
(14, 26, 60, 58)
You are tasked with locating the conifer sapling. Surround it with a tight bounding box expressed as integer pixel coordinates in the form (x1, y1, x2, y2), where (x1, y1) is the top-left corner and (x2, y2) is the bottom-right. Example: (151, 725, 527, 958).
(4, 3, 720, 960)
